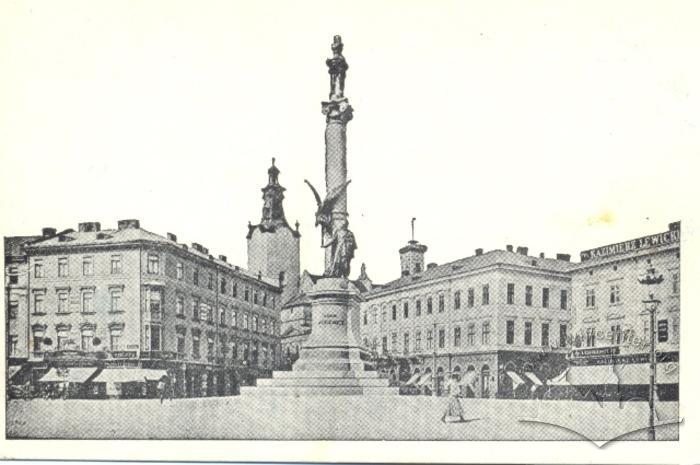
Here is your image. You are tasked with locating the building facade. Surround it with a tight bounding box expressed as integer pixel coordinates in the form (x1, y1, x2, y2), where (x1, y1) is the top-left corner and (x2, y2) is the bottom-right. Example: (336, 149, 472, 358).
(360, 239, 574, 398)
(6, 233, 43, 387)
(6, 218, 283, 399)
(566, 221, 680, 401)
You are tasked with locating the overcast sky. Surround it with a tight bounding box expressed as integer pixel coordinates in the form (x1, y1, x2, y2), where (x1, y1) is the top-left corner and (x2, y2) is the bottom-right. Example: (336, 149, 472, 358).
(1, 1, 698, 284)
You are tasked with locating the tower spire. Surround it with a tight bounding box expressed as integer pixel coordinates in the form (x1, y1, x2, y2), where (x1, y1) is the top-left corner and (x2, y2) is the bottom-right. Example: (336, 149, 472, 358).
(260, 157, 287, 227)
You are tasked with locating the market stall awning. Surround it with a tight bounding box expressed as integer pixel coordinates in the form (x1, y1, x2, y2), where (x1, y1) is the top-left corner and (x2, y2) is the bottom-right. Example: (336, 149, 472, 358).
(524, 372, 543, 386)
(547, 369, 570, 386)
(506, 371, 526, 388)
(416, 374, 432, 386)
(39, 367, 97, 383)
(404, 372, 421, 386)
(8, 366, 21, 380)
(93, 368, 167, 383)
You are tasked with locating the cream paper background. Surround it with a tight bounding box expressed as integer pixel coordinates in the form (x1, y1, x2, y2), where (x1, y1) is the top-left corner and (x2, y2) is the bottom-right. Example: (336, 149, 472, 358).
(1, 0, 699, 462)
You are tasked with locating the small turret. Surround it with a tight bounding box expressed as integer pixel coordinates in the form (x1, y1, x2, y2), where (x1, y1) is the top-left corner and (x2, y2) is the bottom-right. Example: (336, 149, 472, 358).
(399, 218, 428, 276)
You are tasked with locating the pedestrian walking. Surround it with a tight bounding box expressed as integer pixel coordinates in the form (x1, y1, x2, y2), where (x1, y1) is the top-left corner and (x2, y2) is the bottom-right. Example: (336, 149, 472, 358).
(441, 373, 465, 423)
(157, 376, 169, 404)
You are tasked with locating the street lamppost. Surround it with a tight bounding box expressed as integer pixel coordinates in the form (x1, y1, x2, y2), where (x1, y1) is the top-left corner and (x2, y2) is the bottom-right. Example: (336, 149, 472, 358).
(639, 262, 663, 441)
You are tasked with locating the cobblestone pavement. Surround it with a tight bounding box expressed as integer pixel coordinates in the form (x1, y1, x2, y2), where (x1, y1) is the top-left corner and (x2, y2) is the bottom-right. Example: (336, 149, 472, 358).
(6, 396, 680, 441)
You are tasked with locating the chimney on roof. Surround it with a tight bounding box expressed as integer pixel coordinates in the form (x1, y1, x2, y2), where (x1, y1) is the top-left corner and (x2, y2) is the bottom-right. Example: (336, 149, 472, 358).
(475, 248, 483, 256)
(166, 233, 177, 242)
(516, 246, 528, 256)
(218, 255, 227, 262)
(426, 262, 438, 270)
(42, 227, 57, 238)
(506, 244, 513, 252)
(539, 252, 545, 258)
(117, 219, 140, 230)
(556, 253, 571, 262)
(78, 222, 101, 232)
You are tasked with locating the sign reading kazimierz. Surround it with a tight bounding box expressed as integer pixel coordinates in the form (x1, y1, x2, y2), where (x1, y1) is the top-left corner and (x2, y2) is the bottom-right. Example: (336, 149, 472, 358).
(580, 224, 680, 261)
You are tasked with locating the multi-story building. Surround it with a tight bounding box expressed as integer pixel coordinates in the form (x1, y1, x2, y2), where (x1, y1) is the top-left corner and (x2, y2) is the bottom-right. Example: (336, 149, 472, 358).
(566, 221, 680, 401)
(4, 162, 302, 399)
(9, 219, 281, 398)
(5, 232, 43, 388)
(360, 239, 575, 398)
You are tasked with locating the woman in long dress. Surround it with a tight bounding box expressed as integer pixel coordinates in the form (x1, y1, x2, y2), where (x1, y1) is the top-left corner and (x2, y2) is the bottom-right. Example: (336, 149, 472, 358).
(441, 374, 465, 423)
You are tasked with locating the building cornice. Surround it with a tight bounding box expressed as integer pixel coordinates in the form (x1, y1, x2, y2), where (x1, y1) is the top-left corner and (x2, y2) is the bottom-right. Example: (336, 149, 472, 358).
(365, 262, 572, 300)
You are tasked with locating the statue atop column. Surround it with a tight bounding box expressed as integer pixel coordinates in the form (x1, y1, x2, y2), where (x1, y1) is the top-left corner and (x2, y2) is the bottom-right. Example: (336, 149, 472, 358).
(326, 35, 348, 100)
(305, 35, 357, 278)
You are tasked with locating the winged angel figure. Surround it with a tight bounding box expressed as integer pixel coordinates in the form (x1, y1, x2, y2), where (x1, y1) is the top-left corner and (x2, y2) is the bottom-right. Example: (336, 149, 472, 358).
(304, 179, 356, 278)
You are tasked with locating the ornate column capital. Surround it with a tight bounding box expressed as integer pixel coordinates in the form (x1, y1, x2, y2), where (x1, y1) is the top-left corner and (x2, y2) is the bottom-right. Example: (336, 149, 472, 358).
(322, 98, 354, 124)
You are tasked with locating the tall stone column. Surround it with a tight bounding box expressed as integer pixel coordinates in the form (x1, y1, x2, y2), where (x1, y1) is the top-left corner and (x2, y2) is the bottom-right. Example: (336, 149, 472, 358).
(321, 58, 353, 272)
(241, 36, 396, 396)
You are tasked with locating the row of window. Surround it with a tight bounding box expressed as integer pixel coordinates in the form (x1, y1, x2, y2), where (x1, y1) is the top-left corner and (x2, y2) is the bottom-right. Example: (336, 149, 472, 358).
(584, 272, 680, 309)
(171, 256, 277, 309)
(29, 322, 277, 365)
(364, 321, 568, 354)
(150, 324, 276, 367)
(174, 293, 277, 335)
(364, 287, 569, 325)
(30, 253, 276, 309)
(506, 284, 568, 309)
(581, 317, 680, 347)
(27, 287, 277, 336)
(505, 320, 567, 347)
(31, 324, 124, 352)
(584, 285, 622, 308)
(31, 287, 123, 315)
(33, 255, 123, 278)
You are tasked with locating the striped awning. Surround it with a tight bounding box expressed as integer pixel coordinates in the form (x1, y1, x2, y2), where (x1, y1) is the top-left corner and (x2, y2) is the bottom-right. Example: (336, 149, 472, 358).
(93, 369, 167, 383)
(39, 367, 97, 383)
(547, 369, 570, 386)
(524, 372, 543, 386)
(506, 371, 526, 388)
(8, 366, 22, 380)
(404, 372, 422, 386)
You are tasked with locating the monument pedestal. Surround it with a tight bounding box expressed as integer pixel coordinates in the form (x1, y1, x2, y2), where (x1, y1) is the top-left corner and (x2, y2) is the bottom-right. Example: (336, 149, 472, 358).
(241, 278, 398, 396)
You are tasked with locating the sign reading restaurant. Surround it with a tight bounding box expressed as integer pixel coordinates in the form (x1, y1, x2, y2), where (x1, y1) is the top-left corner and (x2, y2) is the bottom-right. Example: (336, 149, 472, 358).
(580, 222, 680, 261)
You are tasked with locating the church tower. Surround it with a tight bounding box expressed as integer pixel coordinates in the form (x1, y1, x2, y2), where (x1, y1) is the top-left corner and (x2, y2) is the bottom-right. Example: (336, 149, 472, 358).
(247, 158, 301, 304)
